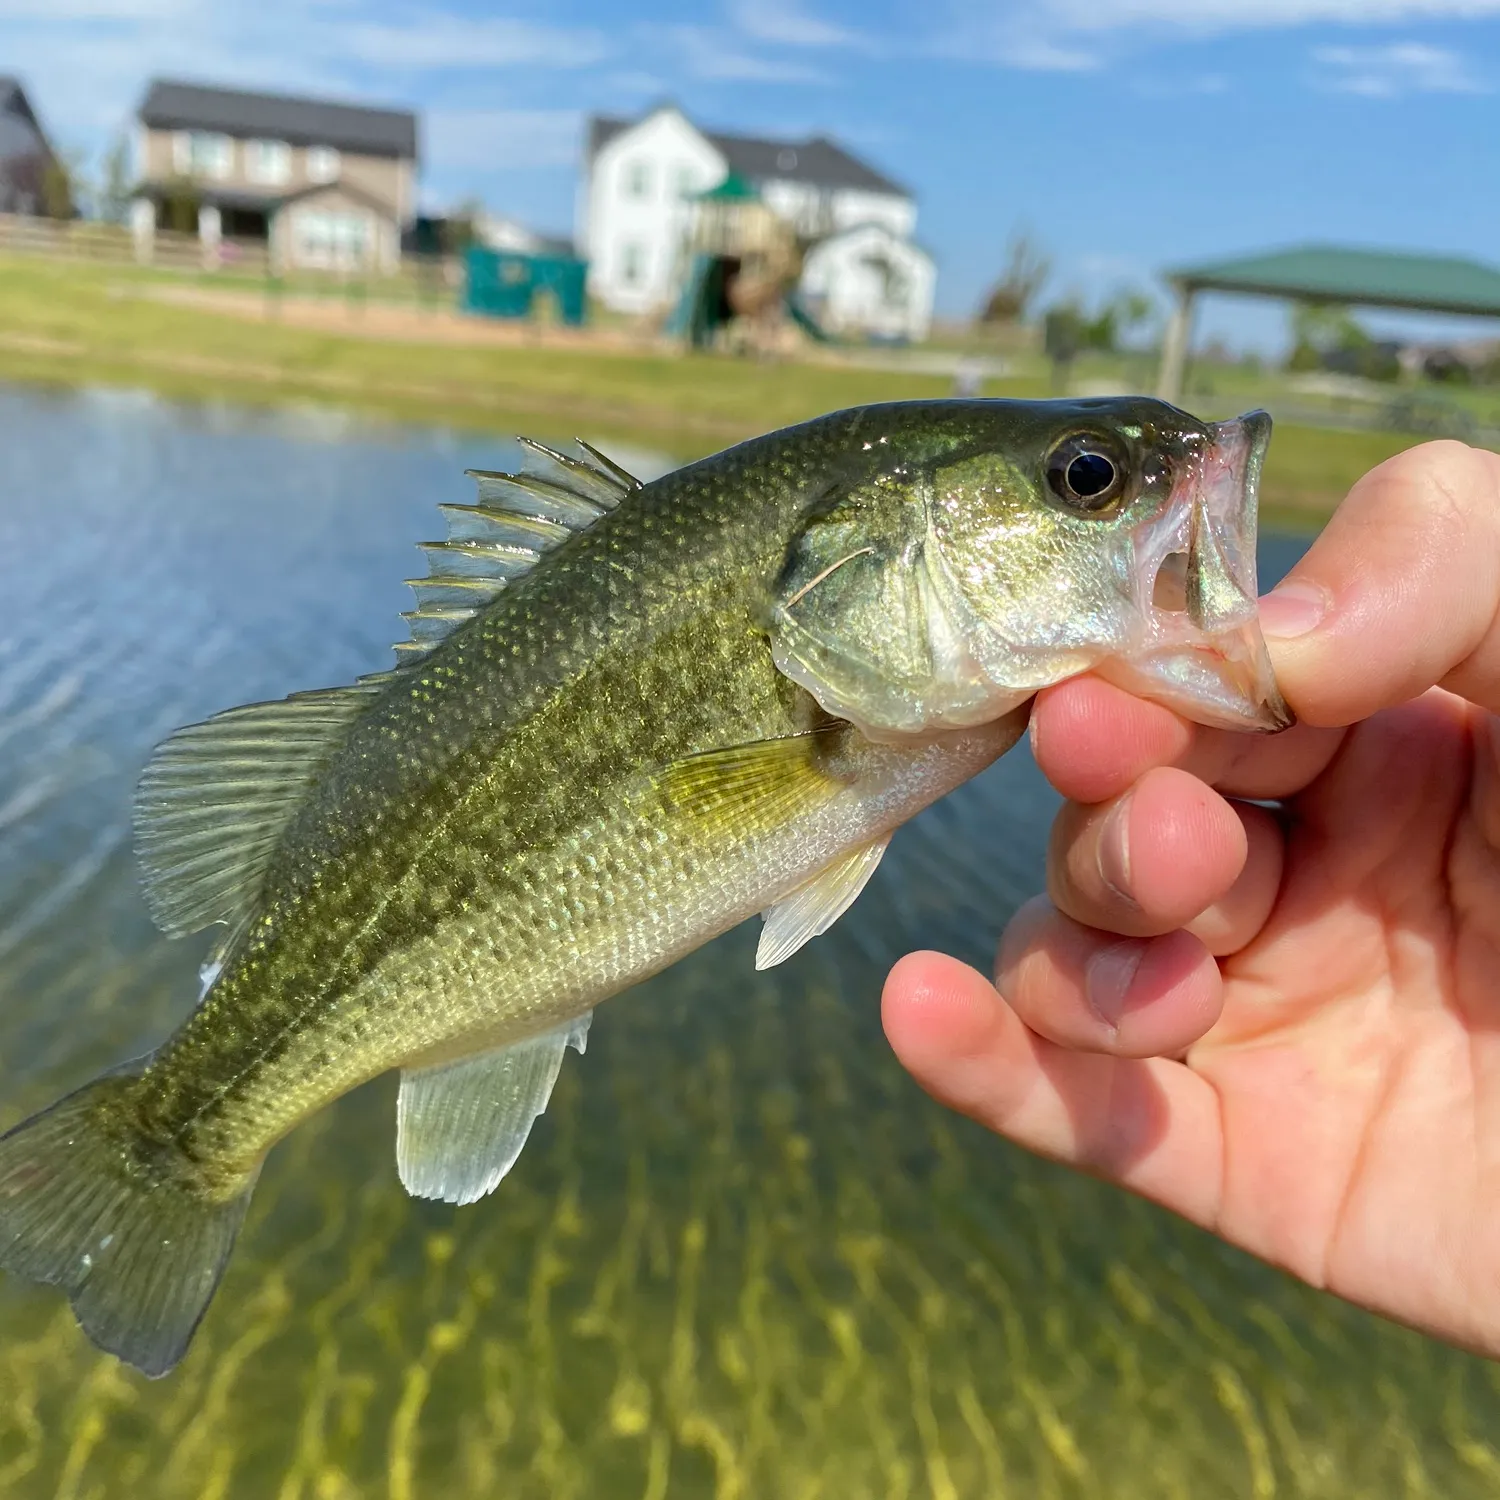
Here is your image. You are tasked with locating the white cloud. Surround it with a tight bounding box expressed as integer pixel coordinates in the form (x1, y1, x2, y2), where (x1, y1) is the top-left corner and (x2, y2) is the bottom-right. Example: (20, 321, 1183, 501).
(1131, 70, 1229, 95)
(602, 70, 669, 96)
(0, 1, 610, 160)
(343, 15, 607, 70)
(998, 35, 1100, 69)
(727, 0, 856, 48)
(0, 0, 190, 17)
(927, 15, 1098, 69)
(0, 17, 349, 139)
(1313, 40, 1487, 94)
(1040, 0, 1500, 27)
(938, 0, 1500, 74)
(664, 24, 832, 82)
(424, 108, 581, 172)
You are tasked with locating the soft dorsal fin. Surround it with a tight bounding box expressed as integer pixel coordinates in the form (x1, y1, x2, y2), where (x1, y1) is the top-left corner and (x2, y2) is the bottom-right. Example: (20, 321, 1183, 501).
(397, 439, 641, 663)
(396, 1013, 592, 1205)
(133, 684, 381, 939)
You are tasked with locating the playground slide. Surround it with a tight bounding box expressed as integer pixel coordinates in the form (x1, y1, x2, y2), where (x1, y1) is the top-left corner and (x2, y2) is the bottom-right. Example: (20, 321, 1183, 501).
(784, 291, 835, 344)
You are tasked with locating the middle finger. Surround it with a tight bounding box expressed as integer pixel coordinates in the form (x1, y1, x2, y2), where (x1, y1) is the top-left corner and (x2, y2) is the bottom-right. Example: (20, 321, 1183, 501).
(1048, 766, 1285, 952)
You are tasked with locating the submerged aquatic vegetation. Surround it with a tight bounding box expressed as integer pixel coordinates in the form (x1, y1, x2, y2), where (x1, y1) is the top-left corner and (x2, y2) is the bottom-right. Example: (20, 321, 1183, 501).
(0, 397, 1288, 1376)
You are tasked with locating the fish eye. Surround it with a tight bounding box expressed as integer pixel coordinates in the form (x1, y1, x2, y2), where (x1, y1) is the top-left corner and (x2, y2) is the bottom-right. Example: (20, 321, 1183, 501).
(1046, 433, 1128, 514)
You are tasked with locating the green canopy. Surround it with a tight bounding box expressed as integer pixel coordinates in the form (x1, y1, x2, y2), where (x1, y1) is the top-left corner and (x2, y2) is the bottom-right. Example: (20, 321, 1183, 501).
(696, 171, 760, 202)
(1156, 243, 1500, 401)
(1166, 244, 1500, 319)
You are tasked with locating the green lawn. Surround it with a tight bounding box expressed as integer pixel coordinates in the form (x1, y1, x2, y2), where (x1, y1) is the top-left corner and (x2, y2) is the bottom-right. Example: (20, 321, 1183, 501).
(0, 253, 1449, 523)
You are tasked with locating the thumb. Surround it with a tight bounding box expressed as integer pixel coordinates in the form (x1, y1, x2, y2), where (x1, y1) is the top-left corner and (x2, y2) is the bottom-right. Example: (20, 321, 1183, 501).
(1259, 440, 1500, 726)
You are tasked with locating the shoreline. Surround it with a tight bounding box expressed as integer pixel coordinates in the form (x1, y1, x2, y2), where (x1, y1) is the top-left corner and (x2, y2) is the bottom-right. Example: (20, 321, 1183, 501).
(0, 253, 1435, 522)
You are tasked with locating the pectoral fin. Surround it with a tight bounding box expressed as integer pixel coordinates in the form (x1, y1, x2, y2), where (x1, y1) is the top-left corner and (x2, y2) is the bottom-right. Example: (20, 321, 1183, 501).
(396, 1013, 591, 1205)
(655, 728, 846, 835)
(756, 835, 891, 970)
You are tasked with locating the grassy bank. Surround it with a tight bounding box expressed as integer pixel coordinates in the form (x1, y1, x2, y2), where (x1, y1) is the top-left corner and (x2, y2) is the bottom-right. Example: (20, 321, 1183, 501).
(0, 253, 1434, 522)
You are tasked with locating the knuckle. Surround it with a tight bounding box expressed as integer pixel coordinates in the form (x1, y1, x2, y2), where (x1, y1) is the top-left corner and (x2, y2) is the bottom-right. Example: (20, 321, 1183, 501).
(1377, 441, 1500, 542)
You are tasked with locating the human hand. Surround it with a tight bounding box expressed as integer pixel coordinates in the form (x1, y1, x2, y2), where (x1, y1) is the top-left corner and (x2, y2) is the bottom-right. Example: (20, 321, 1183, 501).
(884, 441, 1500, 1356)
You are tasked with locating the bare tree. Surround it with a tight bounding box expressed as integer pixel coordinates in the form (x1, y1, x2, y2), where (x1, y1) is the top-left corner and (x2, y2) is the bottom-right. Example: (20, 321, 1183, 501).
(98, 136, 133, 224)
(41, 149, 82, 219)
(978, 232, 1051, 325)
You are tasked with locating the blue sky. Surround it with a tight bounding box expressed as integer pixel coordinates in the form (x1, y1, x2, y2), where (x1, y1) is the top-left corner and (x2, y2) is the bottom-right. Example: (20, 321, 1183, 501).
(3, 0, 1498, 347)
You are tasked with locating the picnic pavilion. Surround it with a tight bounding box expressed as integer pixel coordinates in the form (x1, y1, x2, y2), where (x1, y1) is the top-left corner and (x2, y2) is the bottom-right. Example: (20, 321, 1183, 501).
(1156, 244, 1500, 403)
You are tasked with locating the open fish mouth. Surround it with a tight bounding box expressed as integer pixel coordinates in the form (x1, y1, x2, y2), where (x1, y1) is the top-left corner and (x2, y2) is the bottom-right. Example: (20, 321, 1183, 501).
(1100, 410, 1294, 732)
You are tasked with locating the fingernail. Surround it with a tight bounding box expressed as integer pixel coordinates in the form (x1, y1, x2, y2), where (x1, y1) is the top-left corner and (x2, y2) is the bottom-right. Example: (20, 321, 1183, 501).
(1085, 940, 1145, 1029)
(1258, 579, 1330, 640)
(1097, 794, 1135, 906)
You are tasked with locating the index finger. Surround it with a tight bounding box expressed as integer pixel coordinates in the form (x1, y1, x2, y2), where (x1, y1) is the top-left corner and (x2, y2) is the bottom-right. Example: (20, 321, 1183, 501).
(1263, 440, 1500, 724)
(1031, 674, 1346, 806)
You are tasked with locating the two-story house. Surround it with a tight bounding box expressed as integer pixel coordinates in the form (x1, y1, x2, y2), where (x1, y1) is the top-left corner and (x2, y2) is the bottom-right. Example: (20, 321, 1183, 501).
(580, 104, 934, 341)
(132, 80, 418, 272)
(0, 78, 68, 217)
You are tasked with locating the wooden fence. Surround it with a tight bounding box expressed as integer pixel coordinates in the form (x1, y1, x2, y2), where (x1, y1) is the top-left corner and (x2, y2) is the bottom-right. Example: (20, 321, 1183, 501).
(0, 213, 463, 303)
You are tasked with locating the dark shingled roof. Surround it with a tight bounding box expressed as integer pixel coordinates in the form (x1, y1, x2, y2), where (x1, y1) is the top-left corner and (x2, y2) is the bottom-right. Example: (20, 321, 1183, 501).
(140, 80, 418, 160)
(0, 77, 44, 135)
(587, 110, 906, 197)
(1169, 244, 1500, 319)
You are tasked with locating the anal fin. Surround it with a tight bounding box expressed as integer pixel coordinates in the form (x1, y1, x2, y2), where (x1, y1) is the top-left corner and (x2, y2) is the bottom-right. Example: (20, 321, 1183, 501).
(755, 835, 891, 970)
(396, 1013, 591, 1205)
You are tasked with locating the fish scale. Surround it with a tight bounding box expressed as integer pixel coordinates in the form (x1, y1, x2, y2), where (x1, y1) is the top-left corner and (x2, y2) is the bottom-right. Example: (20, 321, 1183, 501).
(0, 397, 1288, 1376)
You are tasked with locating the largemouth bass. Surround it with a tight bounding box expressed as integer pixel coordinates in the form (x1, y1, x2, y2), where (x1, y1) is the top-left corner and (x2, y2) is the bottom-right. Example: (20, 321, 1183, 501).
(0, 398, 1289, 1376)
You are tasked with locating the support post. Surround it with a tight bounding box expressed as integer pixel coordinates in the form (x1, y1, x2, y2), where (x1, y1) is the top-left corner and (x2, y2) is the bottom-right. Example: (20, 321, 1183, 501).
(199, 203, 221, 270)
(1156, 283, 1196, 406)
(129, 196, 155, 265)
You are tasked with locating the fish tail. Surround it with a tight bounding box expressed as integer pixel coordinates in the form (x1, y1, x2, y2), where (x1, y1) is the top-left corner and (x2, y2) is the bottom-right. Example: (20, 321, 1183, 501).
(0, 1062, 257, 1377)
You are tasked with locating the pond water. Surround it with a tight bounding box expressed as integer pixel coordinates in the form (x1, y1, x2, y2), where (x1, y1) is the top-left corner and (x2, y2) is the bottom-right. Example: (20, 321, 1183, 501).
(0, 384, 1495, 1498)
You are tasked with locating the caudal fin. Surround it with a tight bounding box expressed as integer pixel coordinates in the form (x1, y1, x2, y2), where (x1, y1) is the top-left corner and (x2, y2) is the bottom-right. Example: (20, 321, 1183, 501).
(0, 1063, 257, 1377)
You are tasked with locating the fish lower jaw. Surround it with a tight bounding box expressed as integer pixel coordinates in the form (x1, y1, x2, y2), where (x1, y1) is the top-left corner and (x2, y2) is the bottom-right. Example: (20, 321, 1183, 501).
(1097, 638, 1292, 732)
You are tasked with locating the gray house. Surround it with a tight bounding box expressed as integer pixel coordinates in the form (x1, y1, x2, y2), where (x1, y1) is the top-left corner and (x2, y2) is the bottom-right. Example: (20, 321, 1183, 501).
(0, 78, 67, 217)
(132, 80, 418, 272)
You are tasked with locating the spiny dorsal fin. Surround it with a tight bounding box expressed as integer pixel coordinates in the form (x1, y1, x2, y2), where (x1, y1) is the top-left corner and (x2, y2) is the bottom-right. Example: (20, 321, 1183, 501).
(134, 684, 381, 939)
(397, 438, 641, 663)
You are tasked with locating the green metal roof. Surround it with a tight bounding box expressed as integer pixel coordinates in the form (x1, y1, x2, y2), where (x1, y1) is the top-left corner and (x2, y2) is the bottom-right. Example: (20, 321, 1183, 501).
(1167, 244, 1500, 318)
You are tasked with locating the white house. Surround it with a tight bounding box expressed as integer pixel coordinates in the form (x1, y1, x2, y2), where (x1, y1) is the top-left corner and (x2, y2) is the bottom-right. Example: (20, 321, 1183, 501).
(801, 223, 936, 343)
(579, 104, 935, 341)
(474, 213, 574, 259)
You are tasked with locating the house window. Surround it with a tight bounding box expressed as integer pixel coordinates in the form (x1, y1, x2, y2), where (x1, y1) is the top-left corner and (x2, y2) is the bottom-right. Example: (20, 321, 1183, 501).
(306, 146, 341, 183)
(620, 241, 646, 286)
(173, 131, 232, 180)
(674, 165, 697, 199)
(295, 210, 369, 269)
(624, 160, 651, 200)
(245, 139, 291, 186)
